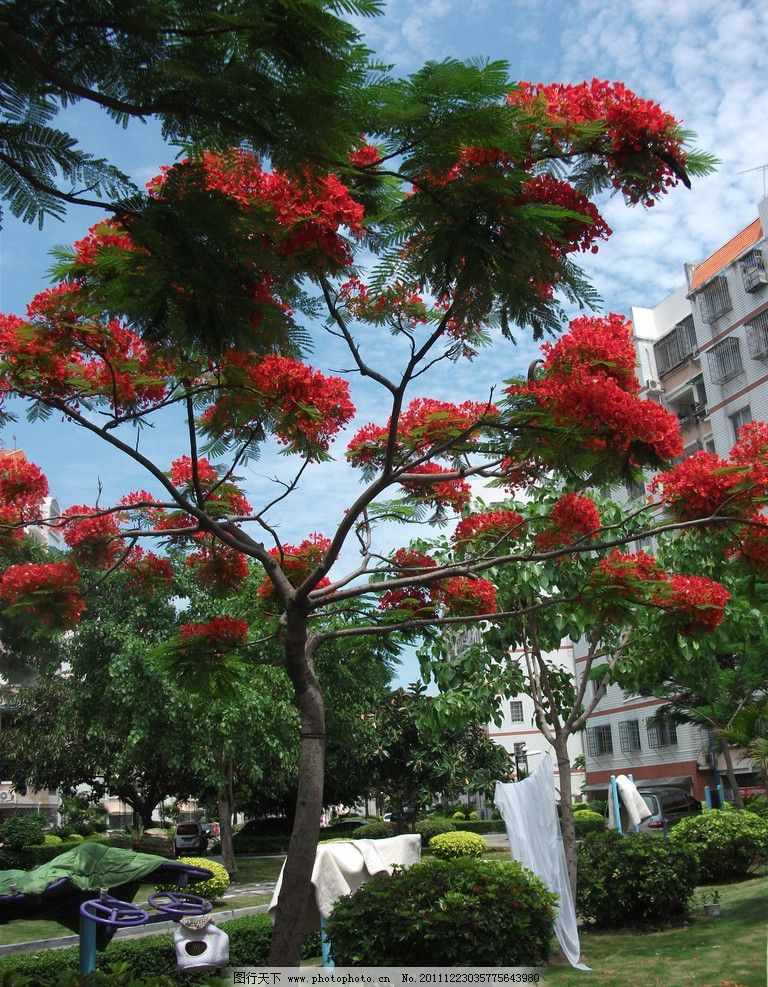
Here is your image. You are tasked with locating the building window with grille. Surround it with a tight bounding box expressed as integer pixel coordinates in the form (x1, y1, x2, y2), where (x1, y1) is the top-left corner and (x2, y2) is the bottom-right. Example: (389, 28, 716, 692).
(646, 718, 678, 749)
(698, 277, 732, 324)
(746, 310, 768, 360)
(653, 316, 698, 377)
(509, 700, 524, 723)
(586, 724, 613, 757)
(707, 336, 744, 384)
(618, 720, 641, 753)
(740, 249, 767, 292)
(729, 405, 752, 439)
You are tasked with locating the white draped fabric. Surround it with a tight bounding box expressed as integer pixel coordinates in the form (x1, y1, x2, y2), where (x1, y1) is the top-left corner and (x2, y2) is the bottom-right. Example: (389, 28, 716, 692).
(495, 755, 589, 971)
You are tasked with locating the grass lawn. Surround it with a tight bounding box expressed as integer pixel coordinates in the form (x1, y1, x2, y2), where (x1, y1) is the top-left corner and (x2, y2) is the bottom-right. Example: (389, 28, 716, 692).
(542, 872, 768, 987)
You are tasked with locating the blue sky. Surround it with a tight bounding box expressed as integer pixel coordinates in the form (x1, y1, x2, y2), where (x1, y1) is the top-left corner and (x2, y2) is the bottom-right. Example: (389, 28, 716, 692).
(1, 0, 767, 684)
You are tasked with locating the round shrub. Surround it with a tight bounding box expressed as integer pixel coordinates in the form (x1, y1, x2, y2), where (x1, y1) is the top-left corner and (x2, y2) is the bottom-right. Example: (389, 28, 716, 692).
(353, 821, 396, 839)
(67, 833, 85, 843)
(452, 811, 466, 820)
(156, 855, 230, 902)
(429, 831, 486, 859)
(0, 814, 46, 850)
(414, 818, 455, 847)
(577, 830, 698, 927)
(41, 834, 63, 846)
(572, 802, 593, 813)
(468, 810, 479, 821)
(326, 857, 557, 967)
(573, 810, 604, 838)
(669, 808, 768, 882)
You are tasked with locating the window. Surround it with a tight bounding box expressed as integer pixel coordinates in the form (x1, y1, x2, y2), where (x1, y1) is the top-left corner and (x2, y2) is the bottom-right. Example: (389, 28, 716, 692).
(740, 249, 767, 292)
(586, 724, 613, 757)
(509, 700, 524, 723)
(707, 336, 744, 384)
(653, 316, 698, 377)
(746, 310, 768, 359)
(618, 719, 641, 753)
(729, 405, 752, 439)
(646, 718, 678, 749)
(698, 277, 732, 324)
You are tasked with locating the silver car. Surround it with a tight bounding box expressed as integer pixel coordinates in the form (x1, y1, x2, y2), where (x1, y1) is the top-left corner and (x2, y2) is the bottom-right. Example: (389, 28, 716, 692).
(607, 786, 702, 833)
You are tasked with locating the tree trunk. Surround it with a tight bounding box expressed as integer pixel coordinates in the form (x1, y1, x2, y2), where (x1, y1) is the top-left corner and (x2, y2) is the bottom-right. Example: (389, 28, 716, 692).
(553, 735, 577, 898)
(721, 743, 745, 809)
(218, 759, 238, 877)
(268, 613, 326, 967)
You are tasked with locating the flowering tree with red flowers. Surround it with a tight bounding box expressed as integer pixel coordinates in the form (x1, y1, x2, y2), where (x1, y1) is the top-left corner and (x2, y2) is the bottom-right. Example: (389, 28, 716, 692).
(0, 63, 751, 962)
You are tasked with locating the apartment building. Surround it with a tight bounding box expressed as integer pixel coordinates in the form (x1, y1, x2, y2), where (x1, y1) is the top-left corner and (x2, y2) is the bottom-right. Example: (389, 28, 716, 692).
(579, 197, 768, 802)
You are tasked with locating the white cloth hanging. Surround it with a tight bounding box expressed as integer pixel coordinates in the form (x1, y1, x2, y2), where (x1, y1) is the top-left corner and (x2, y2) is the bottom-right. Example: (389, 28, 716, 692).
(495, 755, 589, 971)
(607, 775, 652, 830)
(268, 834, 421, 933)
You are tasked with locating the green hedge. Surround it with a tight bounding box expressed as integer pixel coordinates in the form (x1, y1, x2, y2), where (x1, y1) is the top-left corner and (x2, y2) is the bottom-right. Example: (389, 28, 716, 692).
(232, 834, 291, 854)
(573, 810, 605, 838)
(668, 808, 768, 882)
(453, 819, 505, 834)
(576, 831, 699, 928)
(15, 839, 87, 867)
(0, 913, 320, 984)
(414, 818, 455, 847)
(326, 858, 557, 966)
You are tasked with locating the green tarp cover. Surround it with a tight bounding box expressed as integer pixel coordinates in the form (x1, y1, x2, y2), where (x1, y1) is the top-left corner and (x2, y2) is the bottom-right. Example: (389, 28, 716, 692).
(0, 841, 170, 897)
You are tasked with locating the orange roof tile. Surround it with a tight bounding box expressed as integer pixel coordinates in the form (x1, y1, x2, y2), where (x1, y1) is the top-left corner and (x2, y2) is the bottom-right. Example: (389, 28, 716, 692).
(690, 217, 762, 291)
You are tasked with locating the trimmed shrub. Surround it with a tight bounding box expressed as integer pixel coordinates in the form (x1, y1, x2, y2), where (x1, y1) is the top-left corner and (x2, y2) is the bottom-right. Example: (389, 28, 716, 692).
(0, 912, 320, 983)
(326, 857, 557, 967)
(0, 814, 46, 850)
(232, 833, 291, 854)
(0, 848, 26, 870)
(41, 833, 63, 846)
(66, 832, 84, 843)
(745, 794, 768, 819)
(452, 810, 467, 820)
(352, 821, 396, 839)
(577, 830, 698, 927)
(19, 839, 90, 866)
(467, 810, 479, 821)
(429, 831, 486, 859)
(669, 808, 768, 882)
(572, 802, 593, 813)
(415, 817, 455, 847)
(573, 810, 605, 838)
(156, 855, 230, 901)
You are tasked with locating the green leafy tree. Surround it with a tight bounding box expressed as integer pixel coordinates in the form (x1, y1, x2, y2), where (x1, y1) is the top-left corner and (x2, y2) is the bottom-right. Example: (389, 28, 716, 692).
(0, 0, 382, 225)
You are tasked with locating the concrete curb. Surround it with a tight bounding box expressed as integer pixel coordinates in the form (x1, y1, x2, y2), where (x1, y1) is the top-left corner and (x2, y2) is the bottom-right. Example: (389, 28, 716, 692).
(0, 903, 269, 957)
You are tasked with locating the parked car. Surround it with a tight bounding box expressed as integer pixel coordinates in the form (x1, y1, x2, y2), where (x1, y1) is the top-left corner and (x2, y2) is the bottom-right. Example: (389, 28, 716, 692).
(201, 821, 220, 839)
(605, 786, 702, 833)
(173, 821, 208, 856)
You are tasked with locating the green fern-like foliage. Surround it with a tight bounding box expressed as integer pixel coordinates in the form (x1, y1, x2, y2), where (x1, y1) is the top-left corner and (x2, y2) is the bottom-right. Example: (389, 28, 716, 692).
(0, 0, 385, 226)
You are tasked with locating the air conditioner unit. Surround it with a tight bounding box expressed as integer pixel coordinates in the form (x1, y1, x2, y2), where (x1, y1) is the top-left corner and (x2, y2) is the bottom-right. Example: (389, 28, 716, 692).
(644, 379, 663, 395)
(743, 267, 768, 292)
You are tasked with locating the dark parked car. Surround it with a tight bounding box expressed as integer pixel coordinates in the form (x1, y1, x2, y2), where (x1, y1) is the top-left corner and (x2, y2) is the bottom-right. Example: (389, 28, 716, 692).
(606, 786, 702, 833)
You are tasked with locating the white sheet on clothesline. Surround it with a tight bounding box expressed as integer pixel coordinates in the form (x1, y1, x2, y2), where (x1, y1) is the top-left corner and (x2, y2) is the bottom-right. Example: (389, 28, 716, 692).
(495, 755, 589, 971)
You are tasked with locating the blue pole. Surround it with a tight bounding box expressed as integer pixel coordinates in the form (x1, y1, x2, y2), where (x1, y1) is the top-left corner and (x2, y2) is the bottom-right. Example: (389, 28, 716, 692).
(704, 785, 712, 810)
(320, 915, 334, 968)
(610, 775, 623, 835)
(79, 912, 97, 974)
(717, 784, 725, 809)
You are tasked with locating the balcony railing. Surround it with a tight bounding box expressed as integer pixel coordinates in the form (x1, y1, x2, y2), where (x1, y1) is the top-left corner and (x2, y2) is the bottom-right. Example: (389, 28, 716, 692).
(707, 336, 744, 384)
(653, 315, 698, 378)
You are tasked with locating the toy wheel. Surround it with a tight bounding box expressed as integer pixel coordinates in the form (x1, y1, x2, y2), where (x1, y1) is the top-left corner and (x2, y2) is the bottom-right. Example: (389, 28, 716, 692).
(147, 891, 212, 917)
(80, 896, 148, 927)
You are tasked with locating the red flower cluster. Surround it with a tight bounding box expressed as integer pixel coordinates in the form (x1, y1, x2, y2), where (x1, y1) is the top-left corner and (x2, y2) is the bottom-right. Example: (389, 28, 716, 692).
(257, 534, 332, 603)
(0, 562, 85, 629)
(347, 398, 496, 468)
(186, 544, 250, 595)
(348, 139, 382, 168)
(170, 456, 219, 487)
(654, 575, 730, 635)
(200, 351, 355, 457)
(651, 450, 753, 521)
(453, 510, 526, 550)
(168, 456, 252, 516)
(60, 505, 123, 569)
(734, 515, 768, 576)
(535, 493, 601, 551)
(592, 549, 666, 596)
(0, 453, 49, 547)
(179, 616, 249, 654)
(378, 548, 438, 619)
(517, 175, 612, 254)
(508, 80, 687, 203)
(511, 314, 682, 467)
(399, 464, 472, 512)
(149, 149, 365, 269)
(124, 547, 173, 594)
(439, 576, 498, 617)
